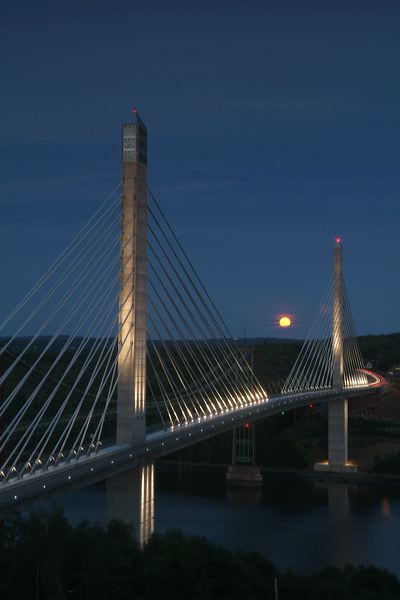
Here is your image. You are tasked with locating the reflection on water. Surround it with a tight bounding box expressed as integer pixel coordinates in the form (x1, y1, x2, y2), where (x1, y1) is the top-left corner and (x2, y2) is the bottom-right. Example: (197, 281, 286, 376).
(47, 464, 400, 576)
(106, 463, 154, 546)
(382, 497, 392, 519)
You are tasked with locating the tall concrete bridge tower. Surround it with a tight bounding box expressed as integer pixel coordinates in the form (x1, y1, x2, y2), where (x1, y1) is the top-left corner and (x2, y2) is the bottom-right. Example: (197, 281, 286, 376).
(316, 239, 357, 473)
(329, 239, 348, 466)
(117, 110, 148, 446)
(107, 112, 153, 545)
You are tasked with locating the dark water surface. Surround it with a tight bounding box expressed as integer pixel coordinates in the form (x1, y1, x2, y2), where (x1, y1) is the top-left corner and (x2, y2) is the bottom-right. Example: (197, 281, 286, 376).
(45, 464, 400, 577)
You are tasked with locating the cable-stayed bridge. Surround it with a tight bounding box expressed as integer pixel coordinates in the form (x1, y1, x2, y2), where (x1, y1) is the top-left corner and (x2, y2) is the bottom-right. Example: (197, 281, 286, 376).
(0, 112, 385, 542)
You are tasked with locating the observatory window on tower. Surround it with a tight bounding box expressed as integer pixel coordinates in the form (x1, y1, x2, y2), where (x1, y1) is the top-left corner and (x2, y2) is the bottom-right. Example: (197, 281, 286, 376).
(123, 125, 136, 162)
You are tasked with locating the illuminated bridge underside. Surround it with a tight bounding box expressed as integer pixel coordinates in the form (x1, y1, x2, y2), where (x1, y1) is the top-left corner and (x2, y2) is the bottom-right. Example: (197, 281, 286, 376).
(0, 377, 383, 515)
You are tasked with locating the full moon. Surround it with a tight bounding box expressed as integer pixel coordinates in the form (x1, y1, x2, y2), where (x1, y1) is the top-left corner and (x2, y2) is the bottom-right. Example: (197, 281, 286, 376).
(279, 316, 291, 328)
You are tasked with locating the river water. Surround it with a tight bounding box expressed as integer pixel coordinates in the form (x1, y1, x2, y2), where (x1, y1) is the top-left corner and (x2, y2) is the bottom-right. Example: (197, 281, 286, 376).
(42, 464, 400, 577)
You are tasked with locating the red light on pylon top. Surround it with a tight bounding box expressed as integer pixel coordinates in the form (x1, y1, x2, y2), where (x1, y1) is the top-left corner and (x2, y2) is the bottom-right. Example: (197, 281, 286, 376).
(131, 107, 138, 113)
(244, 422, 251, 429)
(335, 236, 342, 244)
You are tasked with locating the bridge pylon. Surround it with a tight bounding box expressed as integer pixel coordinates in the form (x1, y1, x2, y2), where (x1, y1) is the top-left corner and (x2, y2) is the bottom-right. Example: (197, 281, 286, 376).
(315, 239, 357, 473)
(107, 113, 153, 545)
(117, 111, 148, 446)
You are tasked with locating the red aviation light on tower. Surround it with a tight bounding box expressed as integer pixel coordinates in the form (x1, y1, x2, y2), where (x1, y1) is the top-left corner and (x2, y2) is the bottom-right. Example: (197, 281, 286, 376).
(131, 107, 138, 113)
(335, 236, 342, 245)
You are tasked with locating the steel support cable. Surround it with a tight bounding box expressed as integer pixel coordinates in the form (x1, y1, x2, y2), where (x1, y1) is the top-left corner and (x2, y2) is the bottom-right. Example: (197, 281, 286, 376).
(147, 198, 264, 394)
(145, 249, 264, 402)
(74, 349, 120, 457)
(290, 281, 333, 392)
(342, 299, 358, 386)
(147, 281, 234, 412)
(147, 187, 232, 338)
(73, 337, 120, 459)
(55, 323, 126, 462)
(1, 286, 120, 477)
(343, 289, 366, 386)
(147, 253, 262, 404)
(302, 305, 334, 391)
(47, 285, 135, 465)
(344, 285, 367, 382)
(0, 279, 122, 478)
(146, 375, 167, 430)
(283, 283, 331, 392)
(0, 206, 122, 390)
(344, 336, 359, 387)
(147, 205, 234, 346)
(0, 208, 122, 384)
(147, 215, 263, 393)
(147, 308, 204, 415)
(318, 290, 335, 389)
(320, 331, 334, 389)
(91, 356, 120, 451)
(0, 231, 122, 416)
(147, 260, 235, 410)
(147, 292, 216, 416)
(1, 204, 121, 375)
(0, 182, 122, 332)
(0, 262, 121, 468)
(306, 328, 330, 390)
(147, 258, 234, 409)
(13, 340, 116, 478)
(56, 352, 118, 464)
(318, 331, 334, 389)
(92, 325, 138, 449)
(283, 280, 332, 392)
(3, 349, 106, 405)
(146, 329, 192, 423)
(0, 194, 122, 357)
(146, 318, 199, 421)
(68, 336, 119, 461)
(75, 340, 118, 455)
(147, 251, 256, 407)
(297, 281, 334, 391)
(146, 344, 177, 426)
(19, 288, 123, 477)
(1, 232, 134, 473)
(308, 309, 334, 390)
(0, 283, 118, 463)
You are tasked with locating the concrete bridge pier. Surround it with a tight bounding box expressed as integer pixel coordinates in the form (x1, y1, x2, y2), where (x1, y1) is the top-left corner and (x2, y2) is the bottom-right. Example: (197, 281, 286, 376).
(226, 422, 263, 487)
(106, 463, 154, 546)
(315, 240, 357, 473)
(227, 348, 263, 487)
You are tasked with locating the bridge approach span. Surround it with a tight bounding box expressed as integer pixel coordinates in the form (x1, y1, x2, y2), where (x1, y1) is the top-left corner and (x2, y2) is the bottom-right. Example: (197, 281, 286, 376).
(0, 377, 385, 515)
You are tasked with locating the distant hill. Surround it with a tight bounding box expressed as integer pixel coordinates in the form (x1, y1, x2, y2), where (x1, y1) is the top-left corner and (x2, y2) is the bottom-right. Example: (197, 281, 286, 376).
(2, 332, 399, 375)
(359, 332, 400, 371)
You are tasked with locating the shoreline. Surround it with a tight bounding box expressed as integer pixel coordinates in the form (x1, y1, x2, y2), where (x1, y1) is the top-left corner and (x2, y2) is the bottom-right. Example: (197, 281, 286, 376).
(158, 459, 400, 485)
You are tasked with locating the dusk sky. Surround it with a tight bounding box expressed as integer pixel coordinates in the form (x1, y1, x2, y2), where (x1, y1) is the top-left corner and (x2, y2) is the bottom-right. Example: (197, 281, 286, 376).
(1, 0, 399, 338)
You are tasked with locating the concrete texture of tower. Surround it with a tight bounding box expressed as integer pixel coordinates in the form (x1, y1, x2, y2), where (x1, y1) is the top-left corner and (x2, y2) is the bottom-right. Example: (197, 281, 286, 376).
(117, 110, 148, 446)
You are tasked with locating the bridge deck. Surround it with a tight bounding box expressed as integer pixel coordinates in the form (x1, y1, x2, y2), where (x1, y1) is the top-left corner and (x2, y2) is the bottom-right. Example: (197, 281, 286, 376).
(0, 382, 384, 515)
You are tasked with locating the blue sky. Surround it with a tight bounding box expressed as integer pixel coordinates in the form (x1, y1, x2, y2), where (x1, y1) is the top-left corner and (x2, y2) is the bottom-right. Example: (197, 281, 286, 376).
(1, 0, 399, 338)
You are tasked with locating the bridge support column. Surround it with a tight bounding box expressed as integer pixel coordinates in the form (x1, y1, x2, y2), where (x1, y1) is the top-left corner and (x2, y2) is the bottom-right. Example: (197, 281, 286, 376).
(315, 240, 357, 473)
(110, 114, 151, 544)
(227, 348, 263, 487)
(226, 422, 263, 487)
(106, 463, 154, 547)
(117, 112, 148, 447)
